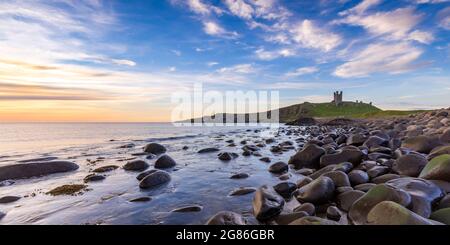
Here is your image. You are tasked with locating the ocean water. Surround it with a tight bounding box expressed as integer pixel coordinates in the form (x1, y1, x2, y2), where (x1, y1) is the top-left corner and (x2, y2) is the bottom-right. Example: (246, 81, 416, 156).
(0, 123, 303, 225)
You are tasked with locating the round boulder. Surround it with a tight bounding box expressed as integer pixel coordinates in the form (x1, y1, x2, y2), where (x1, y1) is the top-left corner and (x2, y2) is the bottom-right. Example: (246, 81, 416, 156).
(393, 154, 428, 177)
(154, 155, 176, 169)
(139, 170, 171, 189)
(288, 144, 325, 169)
(252, 185, 285, 221)
(143, 143, 167, 155)
(419, 154, 450, 181)
(123, 160, 149, 171)
(0, 161, 79, 182)
(295, 176, 335, 204)
(268, 162, 288, 174)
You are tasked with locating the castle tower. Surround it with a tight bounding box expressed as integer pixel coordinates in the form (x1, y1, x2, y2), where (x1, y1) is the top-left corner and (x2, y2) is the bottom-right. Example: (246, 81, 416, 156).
(333, 91, 343, 106)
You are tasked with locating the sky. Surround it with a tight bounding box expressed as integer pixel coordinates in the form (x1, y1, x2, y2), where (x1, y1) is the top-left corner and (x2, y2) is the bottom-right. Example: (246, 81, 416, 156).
(0, 0, 449, 122)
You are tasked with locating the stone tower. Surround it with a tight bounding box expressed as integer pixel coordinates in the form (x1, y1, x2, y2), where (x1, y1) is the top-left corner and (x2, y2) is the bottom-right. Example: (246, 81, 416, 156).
(333, 91, 343, 106)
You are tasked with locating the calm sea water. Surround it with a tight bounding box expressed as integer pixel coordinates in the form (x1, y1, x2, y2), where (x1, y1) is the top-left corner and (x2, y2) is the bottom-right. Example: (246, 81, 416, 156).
(0, 123, 302, 225)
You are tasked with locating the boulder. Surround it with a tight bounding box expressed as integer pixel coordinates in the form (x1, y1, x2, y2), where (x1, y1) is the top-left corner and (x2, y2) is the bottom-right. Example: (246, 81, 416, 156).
(386, 177, 444, 218)
(171, 205, 203, 213)
(229, 187, 257, 196)
(154, 155, 176, 169)
(92, 165, 118, 173)
(143, 143, 167, 154)
(428, 145, 450, 160)
(348, 170, 369, 186)
(268, 162, 288, 174)
(337, 190, 365, 212)
(320, 146, 364, 168)
(367, 201, 437, 225)
(293, 203, 315, 216)
(273, 182, 297, 198)
(367, 166, 390, 179)
(347, 134, 368, 146)
(83, 174, 105, 183)
(123, 160, 149, 171)
(393, 154, 428, 177)
(289, 216, 340, 225)
(218, 152, 238, 161)
(401, 136, 442, 154)
(349, 184, 412, 225)
(419, 154, 450, 181)
(0, 196, 21, 204)
(139, 170, 171, 189)
(206, 211, 247, 225)
(363, 136, 388, 149)
(372, 174, 400, 184)
(136, 169, 158, 181)
(0, 161, 79, 182)
(230, 173, 249, 179)
(322, 171, 351, 187)
(440, 128, 450, 143)
(198, 148, 220, 154)
(252, 185, 285, 221)
(295, 176, 335, 204)
(430, 208, 450, 225)
(288, 144, 325, 169)
(438, 195, 450, 209)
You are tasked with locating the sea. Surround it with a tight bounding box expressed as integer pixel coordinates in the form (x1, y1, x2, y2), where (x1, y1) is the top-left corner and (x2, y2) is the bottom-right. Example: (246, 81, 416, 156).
(0, 123, 303, 224)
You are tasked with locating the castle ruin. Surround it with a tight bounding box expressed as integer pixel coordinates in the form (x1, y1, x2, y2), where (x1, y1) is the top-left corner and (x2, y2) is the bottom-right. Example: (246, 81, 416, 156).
(333, 91, 343, 106)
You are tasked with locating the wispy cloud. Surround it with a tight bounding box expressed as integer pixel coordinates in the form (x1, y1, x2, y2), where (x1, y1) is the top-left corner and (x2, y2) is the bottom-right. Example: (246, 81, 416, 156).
(334, 42, 423, 78)
(217, 64, 256, 74)
(291, 20, 342, 52)
(286, 66, 319, 77)
(255, 48, 296, 60)
(202, 20, 238, 38)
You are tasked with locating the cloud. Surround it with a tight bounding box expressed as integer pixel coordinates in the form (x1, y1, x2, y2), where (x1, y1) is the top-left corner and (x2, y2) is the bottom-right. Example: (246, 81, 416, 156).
(207, 61, 219, 67)
(169, 66, 177, 72)
(414, 0, 450, 3)
(291, 20, 342, 52)
(224, 0, 254, 20)
(438, 7, 450, 30)
(202, 21, 238, 38)
(338, 7, 433, 44)
(255, 48, 296, 60)
(339, 0, 382, 16)
(172, 0, 223, 15)
(217, 64, 256, 74)
(333, 42, 423, 78)
(112, 59, 137, 67)
(171, 49, 182, 56)
(263, 82, 326, 90)
(286, 66, 319, 76)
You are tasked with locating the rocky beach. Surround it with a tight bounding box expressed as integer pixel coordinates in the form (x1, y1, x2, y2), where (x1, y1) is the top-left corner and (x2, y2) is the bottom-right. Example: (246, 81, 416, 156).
(0, 109, 450, 225)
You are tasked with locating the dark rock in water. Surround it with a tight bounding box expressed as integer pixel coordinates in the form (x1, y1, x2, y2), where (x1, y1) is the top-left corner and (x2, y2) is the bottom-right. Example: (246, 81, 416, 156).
(293, 202, 315, 215)
(419, 154, 450, 181)
(349, 184, 412, 225)
(218, 152, 238, 161)
(0, 196, 21, 204)
(206, 211, 247, 225)
(367, 166, 390, 178)
(242, 150, 252, 156)
(93, 165, 118, 173)
(273, 182, 297, 198)
(333, 162, 354, 173)
(296, 176, 335, 204)
(354, 183, 376, 192)
(230, 173, 249, 179)
(143, 143, 167, 155)
(182, 146, 189, 150)
(322, 171, 351, 187)
(372, 174, 400, 184)
(123, 160, 149, 171)
(275, 211, 309, 225)
(430, 208, 450, 225)
(393, 154, 428, 177)
(154, 155, 176, 169)
(198, 148, 220, 154)
(47, 184, 87, 196)
(139, 170, 171, 189)
(428, 145, 450, 160)
(259, 157, 271, 163)
(386, 177, 443, 218)
(278, 173, 290, 180)
(337, 190, 365, 212)
(288, 144, 325, 169)
(0, 211, 5, 220)
(286, 117, 317, 126)
(438, 195, 450, 209)
(0, 161, 79, 182)
(119, 143, 135, 149)
(229, 187, 257, 196)
(83, 174, 105, 183)
(145, 154, 156, 160)
(348, 170, 369, 185)
(268, 162, 288, 174)
(0, 180, 14, 187)
(129, 196, 152, 202)
(289, 216, 340, 225)
(319, 146, 363, 168)
(401, 136, 442, 154)
(253, 185, 285, 221)
(327, 206, 341, 221)
(136, 169, 158, 181)
(367, 201, 437, 225)
(171, 205, 203, 212)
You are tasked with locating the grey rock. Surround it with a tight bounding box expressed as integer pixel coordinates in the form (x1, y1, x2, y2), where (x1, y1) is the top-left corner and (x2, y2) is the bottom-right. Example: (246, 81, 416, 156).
(229, 187, 257, 196)
(154, 155, 176, 169)
(0, 196, 21, 204)
(348, 170, 369, 185)
(253, 185, 285, 221)
(123, 160, 149, 171)
(323, 171, 351, 187)
(293, 202, 315, 215)
(367, 201, 438, 225)
(393, 154, 428, 177)
(273, 182, 297, 198)
(83, 174, 105, 183)
(143, 143, 167, 155)
(139, 170, 171, 189)
(172, 205, 203, 212)
(288, 144, 325, 169)
(198, 147, 220, 154)
(337, 190, 365, 212)
(296, 176, 335, 204)
(268, 162, 288, 174)
(0, 161, 79, 182)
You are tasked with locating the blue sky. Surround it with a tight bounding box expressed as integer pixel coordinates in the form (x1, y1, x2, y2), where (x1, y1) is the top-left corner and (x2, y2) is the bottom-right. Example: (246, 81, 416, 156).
(0, 0, 449, 121)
